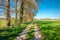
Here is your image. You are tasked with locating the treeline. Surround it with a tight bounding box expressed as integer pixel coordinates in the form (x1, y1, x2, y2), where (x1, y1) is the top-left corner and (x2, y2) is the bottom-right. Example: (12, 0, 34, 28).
(0, 0, 38, 26)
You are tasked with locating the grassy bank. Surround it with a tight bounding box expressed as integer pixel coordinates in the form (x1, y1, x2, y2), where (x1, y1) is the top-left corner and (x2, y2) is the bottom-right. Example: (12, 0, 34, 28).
(36, 21, 60, 40)
(26, 24, 34, 40)
(0, 22, 31, 40)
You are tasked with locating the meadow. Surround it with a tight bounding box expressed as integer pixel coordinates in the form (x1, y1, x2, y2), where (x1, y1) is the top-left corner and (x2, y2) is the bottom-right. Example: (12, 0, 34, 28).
(0, 19, 60, 40)
(36, 20, 60, 40)
(0, 19, 15, 29)
(0, 19, 31, 40)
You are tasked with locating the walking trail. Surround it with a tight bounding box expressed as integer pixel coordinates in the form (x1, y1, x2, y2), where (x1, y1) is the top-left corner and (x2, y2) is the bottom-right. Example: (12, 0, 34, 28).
(15, 23, 42, 40)
(34, 24, 42, 40)
(15, 24, 32, 40)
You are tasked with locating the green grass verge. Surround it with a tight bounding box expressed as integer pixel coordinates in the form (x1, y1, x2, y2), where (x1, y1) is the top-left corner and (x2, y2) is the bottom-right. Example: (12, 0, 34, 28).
(36, 21, 60, 40)
(26, 24, 34, 40)
(0, 24, 29, 40)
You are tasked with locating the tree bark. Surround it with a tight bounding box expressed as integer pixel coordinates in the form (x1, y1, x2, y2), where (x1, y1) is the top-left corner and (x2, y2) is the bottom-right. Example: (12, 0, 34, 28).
(15, 0, 17, 23)
(20, 1, 24, 24)
(6, 0, 10, 26)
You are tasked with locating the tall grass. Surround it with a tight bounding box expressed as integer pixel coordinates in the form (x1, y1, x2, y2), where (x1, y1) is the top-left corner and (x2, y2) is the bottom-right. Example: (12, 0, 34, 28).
(36, 21, 60, 40)
(0, 23, 30, 40)
(26, 24, 34, 40)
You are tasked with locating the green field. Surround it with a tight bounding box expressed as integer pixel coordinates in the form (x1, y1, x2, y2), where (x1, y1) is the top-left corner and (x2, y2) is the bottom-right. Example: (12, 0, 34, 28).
(0, 21, 31, 40)
(0, 20, 60, 40)
(0, 19, 15, 29)
(26, 24, 34, 40)
(0, 20, 6, 29)
(36, 21, 60, 40)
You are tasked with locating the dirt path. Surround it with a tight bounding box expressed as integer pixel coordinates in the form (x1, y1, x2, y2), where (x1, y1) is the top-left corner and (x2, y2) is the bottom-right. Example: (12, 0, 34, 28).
(15, 24, 32, 40)
(15, 23, 42, 40)
(34, 24, 42, 40)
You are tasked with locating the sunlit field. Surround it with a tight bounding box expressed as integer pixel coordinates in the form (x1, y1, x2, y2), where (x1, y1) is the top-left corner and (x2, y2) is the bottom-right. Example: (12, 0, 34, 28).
(0, 21, 31, 40)
(0, 19, 16, 29)
(36, 20, 60, 40)
(0, 20, 60, 40)
(0, 0, 60, 40)
(0, 20, 6, 29)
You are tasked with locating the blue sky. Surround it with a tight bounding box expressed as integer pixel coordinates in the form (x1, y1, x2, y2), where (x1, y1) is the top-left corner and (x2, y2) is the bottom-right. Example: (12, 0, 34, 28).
(0, 0, 60, 19)
(35, 0, 60, 19)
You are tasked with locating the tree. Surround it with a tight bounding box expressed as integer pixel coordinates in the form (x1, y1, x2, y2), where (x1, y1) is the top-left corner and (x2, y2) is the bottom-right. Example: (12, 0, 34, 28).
(6, 0, 10, 26)
(15, 0, 18, 23)
(19, 0, 24, 24)
(25, 0, 38, 22)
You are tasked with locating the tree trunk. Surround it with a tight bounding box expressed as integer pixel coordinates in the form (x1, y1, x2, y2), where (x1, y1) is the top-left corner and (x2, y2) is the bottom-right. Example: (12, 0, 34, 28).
(15, 0, 17, 23)
(6, 0, 10, 26)
(20, 1, 24, 24)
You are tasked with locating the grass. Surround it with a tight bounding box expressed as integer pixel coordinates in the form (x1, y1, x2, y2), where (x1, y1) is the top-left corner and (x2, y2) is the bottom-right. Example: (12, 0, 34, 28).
(0, 19, 32, 29)
(26, 24, 34, 40)
(0, 22, 31, 40)
(0, 19, 60, 40)
(0, 19, 30, 29)
(0, 20, 6, 29)
(36, 21, 60, 40)
(0, 19, 15, 29)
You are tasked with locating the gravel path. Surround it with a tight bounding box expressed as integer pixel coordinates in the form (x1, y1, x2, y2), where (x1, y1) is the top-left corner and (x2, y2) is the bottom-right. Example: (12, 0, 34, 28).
(15, 24, 32, 40)
(34, 24, 42, 40)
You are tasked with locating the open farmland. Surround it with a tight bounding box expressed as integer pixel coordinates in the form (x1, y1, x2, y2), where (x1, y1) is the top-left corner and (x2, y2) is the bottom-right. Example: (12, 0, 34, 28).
(0, 0, 60, 40)
(0, 20, 60, 40)
(36, 20, 60, 40)
(0, 19, 6, 29)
